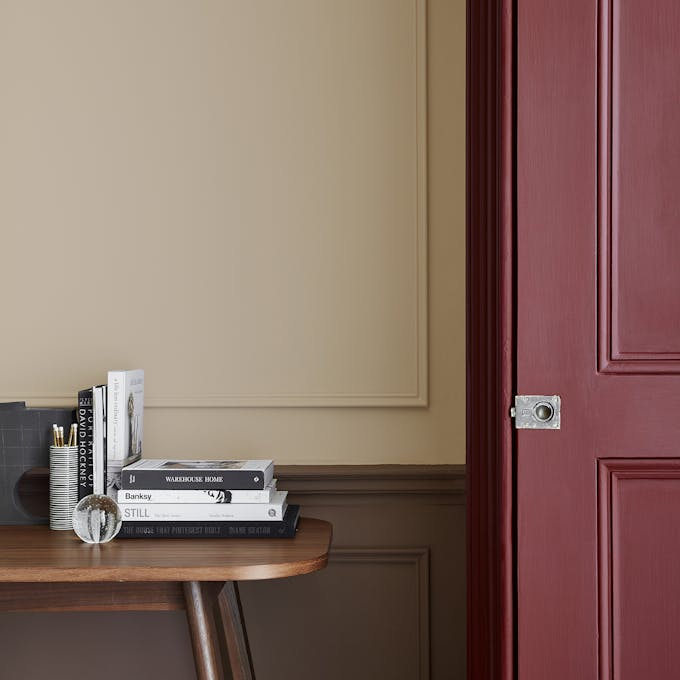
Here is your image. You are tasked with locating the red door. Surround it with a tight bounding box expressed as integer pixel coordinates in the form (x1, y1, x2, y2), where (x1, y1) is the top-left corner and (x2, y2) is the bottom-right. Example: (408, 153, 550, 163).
(517, 1, 680, 678)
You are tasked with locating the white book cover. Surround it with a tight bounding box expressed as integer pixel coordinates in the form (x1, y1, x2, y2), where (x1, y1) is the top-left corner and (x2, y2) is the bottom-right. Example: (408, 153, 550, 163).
(119, 491, 288, 521)
(92, 385, 106, 495)
(106, 460, 123, 502)
(107, 369, 144, 463)
(118, 481, 277, 504)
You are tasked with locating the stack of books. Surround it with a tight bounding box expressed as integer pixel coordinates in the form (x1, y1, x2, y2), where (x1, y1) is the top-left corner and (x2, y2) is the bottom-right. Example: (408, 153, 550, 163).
(77, 369, 144, 501)
(116, 459, 300, 538)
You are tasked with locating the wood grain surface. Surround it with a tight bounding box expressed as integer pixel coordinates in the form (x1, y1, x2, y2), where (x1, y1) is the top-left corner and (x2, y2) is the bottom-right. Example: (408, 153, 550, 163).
(0, 518, 331, 582)
(184, 581, 225, 680)
(0, 581, 186, 612)
(218, 582, 255, 680)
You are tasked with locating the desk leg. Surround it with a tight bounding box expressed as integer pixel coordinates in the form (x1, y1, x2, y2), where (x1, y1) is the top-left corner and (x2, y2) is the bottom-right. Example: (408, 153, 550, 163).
(218, 582, 255, 680)
(183, 581, 256, 680)
(184, 581, 225, 680)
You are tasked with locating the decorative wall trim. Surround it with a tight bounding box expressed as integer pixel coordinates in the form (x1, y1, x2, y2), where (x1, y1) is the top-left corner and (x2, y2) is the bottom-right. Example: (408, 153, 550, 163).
(277, 464, 465, 501)
(269, 463, 464, 678)
(16, 391, 431, 409)
(413, 0, 429, 409)
(330, 547, 431, 680)
(8, 0, 429, 410)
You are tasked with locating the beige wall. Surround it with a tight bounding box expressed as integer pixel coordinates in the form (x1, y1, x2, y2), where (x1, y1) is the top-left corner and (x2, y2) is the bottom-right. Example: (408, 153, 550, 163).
(1, 0, 464, 464)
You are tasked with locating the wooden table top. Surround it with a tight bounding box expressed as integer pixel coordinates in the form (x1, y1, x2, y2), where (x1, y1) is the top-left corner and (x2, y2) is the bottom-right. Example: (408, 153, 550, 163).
(0, 518, 332, 582)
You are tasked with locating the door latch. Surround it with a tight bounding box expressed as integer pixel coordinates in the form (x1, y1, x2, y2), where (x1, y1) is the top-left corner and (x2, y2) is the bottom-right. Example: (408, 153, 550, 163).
(510, 395, 561, 429)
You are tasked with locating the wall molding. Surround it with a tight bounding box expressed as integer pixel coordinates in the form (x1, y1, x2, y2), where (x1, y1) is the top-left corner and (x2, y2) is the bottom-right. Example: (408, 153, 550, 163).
(330, 547, 431, 680)
(6, 0, 429, 411)
(271, 465, 459, 676)
(12, 392, 431, 410)
(271, 464, 462, 677)
(277, 464, 465, 501)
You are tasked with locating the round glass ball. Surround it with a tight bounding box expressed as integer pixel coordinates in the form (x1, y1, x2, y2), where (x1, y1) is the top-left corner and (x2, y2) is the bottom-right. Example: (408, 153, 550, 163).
(72, 494, 122, 544)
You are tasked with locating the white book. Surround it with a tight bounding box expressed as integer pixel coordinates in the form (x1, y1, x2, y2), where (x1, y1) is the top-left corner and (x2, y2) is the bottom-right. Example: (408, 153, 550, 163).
(119, 491, 288, 522)
(92, 385, 106, 495)
(118, 481, 277, 504)
(106, 460, 123, 502)
(107, 369, 144, 463)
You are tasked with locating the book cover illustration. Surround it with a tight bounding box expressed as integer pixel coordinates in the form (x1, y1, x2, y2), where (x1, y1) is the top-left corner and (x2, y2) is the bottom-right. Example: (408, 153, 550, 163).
(106, 460, 123, 502)
(161, 461, 251, 470)
(107, 369, 144, 464)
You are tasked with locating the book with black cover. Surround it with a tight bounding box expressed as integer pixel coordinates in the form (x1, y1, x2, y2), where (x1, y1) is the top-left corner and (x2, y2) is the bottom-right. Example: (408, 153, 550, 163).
(118, 504, 300, 539)
(121, 459, 274, 490)
(77, 388, 94, 500)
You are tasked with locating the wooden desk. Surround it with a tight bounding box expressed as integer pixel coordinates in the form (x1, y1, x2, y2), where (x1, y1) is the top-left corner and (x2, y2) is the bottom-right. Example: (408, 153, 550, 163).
(0, 518, 332, 680)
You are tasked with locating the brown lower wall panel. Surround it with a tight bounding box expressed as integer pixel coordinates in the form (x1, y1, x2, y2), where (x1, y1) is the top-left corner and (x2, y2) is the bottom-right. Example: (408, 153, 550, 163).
(0, 465, 465, 680)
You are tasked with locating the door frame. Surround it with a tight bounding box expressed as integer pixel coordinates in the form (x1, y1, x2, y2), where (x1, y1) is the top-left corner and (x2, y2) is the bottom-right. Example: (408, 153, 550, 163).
(466, 1, 515, 679)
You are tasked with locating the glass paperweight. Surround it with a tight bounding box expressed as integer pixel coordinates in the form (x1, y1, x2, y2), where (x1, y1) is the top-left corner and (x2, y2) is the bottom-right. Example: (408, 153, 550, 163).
(72, 494, 122, 544)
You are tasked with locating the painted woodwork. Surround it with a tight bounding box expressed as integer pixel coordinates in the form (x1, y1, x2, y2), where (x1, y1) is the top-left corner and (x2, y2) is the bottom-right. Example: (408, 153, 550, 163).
(518, 0, 680, 678)
(467, 1, 514, 678)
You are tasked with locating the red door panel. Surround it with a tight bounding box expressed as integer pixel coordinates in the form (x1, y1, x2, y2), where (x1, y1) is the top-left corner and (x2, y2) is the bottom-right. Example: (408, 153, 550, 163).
(599, 460, 680, 680)
(602, 0, 680, 368)
(517, 0, 680, 678)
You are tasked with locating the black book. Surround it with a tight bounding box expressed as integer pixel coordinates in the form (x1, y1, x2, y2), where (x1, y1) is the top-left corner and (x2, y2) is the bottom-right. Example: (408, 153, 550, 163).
(77, 389, 94, 500)
(121, 459, 275, 490)
(118, 504, 300, 539)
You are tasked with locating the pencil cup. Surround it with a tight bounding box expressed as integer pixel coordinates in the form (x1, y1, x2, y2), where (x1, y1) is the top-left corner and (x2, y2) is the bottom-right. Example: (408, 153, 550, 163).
(49, 446, 79, 530)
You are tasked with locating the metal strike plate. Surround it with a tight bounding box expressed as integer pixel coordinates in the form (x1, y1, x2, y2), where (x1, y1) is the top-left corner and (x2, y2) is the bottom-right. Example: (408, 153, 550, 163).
(510, 395, 561, 429)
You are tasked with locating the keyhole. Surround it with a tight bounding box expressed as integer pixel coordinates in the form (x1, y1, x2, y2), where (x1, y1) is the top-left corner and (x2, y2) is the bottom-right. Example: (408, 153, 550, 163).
(534, 403, 554, 422)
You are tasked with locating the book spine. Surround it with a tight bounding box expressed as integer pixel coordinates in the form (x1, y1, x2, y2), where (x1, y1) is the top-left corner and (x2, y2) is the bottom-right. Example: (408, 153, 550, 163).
(77, 389, 94, 500)
(107, 371, 124, 461)
(118, 498, 287, 522)
(102, 384, 107, 496)
(118, 505, 300, 539)
(121, 469, 269, 490)
(118, 487, 274, 503)
(92, 386, 106, 495)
